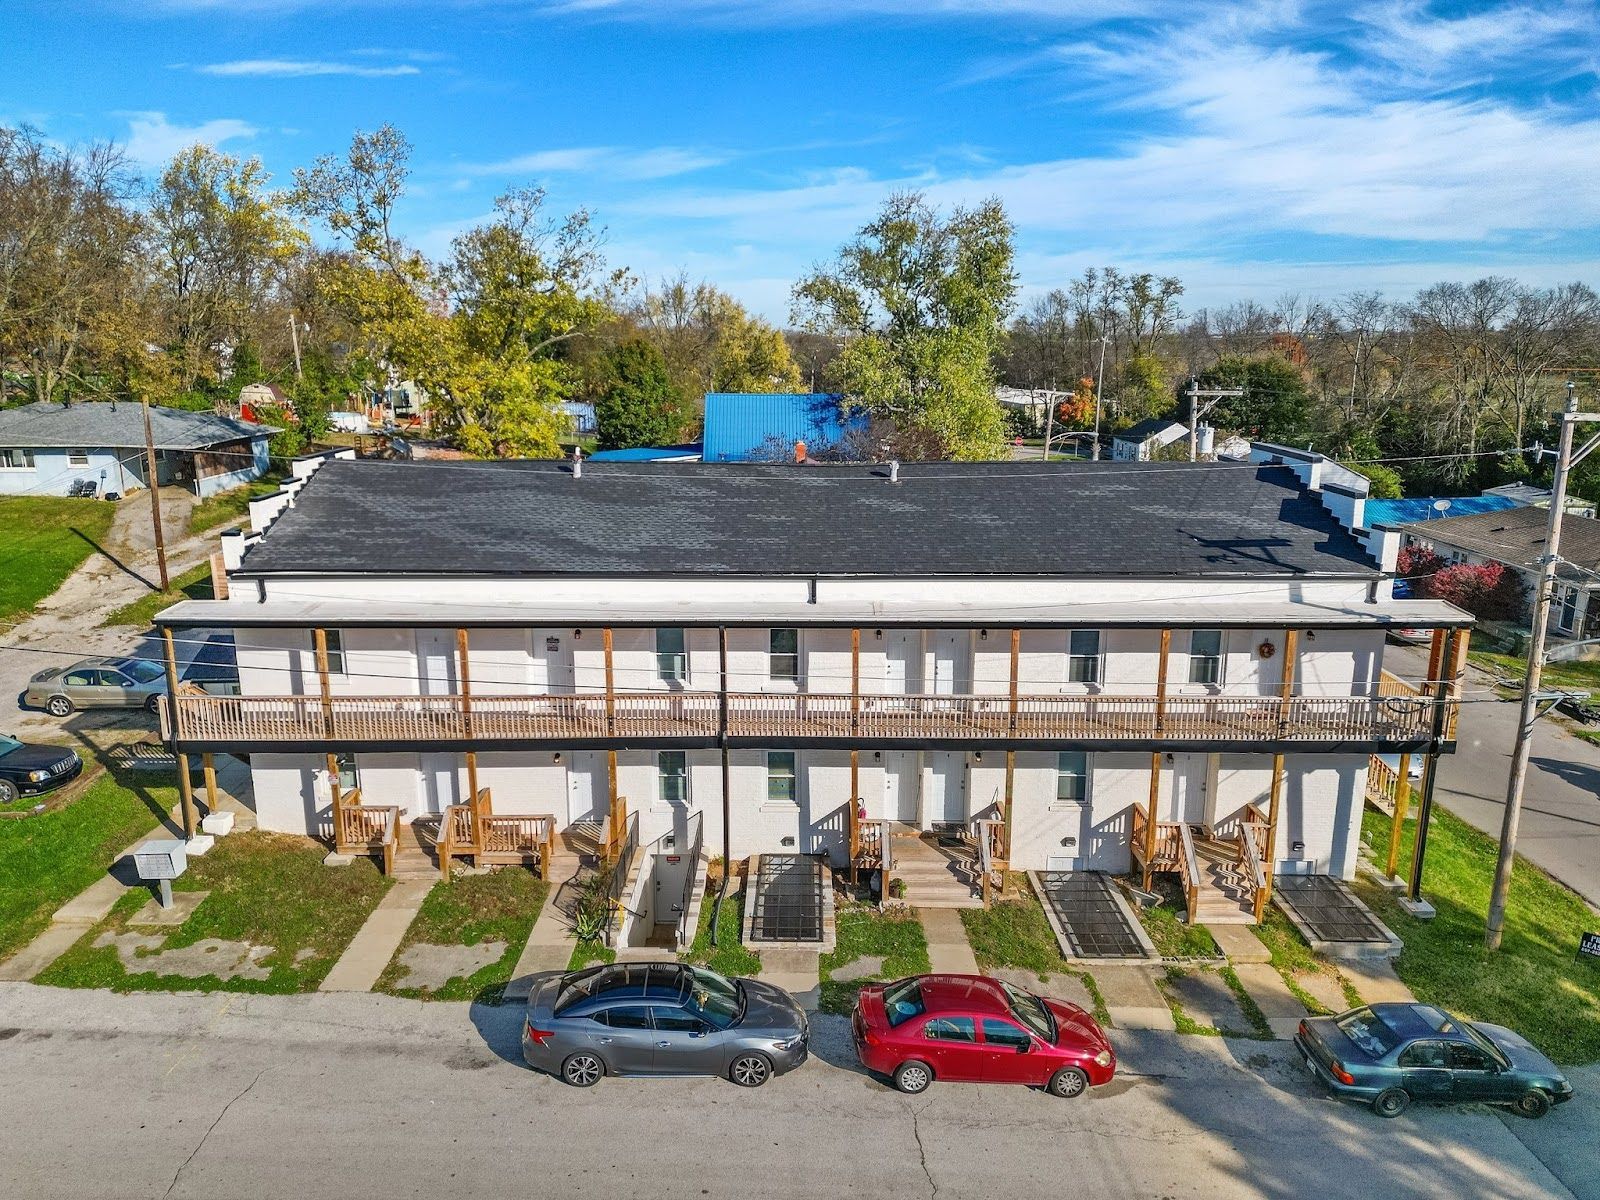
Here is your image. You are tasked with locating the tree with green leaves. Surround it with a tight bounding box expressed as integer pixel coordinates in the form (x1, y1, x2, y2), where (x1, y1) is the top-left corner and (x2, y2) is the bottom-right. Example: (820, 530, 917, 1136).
(1196, 353, 1316, 445)
(594, 337, 686, 450)
(792, 191, 1014, 459)
(633, 275, 801, 399)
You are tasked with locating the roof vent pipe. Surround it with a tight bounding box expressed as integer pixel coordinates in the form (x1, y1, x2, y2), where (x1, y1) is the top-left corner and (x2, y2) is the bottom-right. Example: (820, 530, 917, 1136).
(571, 445, 583, 480)
(889, 459, 900, 484)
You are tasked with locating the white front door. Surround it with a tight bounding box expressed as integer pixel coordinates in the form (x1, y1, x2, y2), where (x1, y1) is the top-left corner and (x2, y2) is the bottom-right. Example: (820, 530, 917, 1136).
(882, 750, 918, 822)
(566, 751, 607, 824)
(417, 630, 458, 696)
(1160, 755, 1207, 825)
(929, 630, 968, 698)
(924, 752, 968, 826)
(882, 630, 921, 698)
(530, 629, 575, 694)
(418, 752, 461, 816)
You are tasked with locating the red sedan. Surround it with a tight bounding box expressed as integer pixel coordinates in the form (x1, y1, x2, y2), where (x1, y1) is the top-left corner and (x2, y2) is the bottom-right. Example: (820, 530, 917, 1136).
(851, 974, 1115, 1097)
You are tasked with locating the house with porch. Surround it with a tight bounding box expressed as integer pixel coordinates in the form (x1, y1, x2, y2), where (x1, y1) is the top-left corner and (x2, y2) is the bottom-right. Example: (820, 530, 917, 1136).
(152, 453, 1469, 933)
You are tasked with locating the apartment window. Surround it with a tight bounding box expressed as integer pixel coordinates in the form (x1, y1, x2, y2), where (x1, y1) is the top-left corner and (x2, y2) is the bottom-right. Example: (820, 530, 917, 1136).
(66, 448, 89, 467)
(333, 754, 359, 793)
(1555, 584, 1580, 635)
(317, 630, 346, 674)
(1188, 629, 1223, 686)
(0, 447, 34, 469)
(767, 751, 798, 807)
(655, 627, 687, 683)
(1067, 630, 1101, 684)
(658, 751, 688, 807)
(769, 628, 799, 683)
(1055, 751, 1089, 806)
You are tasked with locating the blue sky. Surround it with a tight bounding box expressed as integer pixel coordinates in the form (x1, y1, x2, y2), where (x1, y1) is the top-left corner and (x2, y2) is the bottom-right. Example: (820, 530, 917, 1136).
(5, 1, 1599, 321)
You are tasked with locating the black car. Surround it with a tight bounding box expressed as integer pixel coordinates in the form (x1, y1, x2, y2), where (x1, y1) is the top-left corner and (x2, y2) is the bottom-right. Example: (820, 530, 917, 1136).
(523, 961, 808, 1088)
(1296, 1003, 1573, 1119)
(0, 733, 83, 803)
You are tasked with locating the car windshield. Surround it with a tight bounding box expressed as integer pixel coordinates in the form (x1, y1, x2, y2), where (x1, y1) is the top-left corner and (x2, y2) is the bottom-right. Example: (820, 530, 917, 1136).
(881, 978, 924, 1027)
(685, 966, 741, 1029)
(1462, 1022, 1511, 1067)
(118, 659, 165, 683)
(1000, 981, 1056, 1042)
(0, 735, 19, 758)
(1335, 1007, 1402, 1058)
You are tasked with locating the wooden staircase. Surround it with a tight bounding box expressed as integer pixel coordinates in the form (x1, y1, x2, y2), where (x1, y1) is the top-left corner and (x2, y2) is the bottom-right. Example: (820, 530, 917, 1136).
(392, 821, 440, 882)
(891, 829, 984, 910)
(1189, 834, 1256, 925)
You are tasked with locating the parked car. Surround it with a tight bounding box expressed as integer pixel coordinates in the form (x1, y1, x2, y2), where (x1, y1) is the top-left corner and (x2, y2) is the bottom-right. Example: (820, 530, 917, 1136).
(24, 656, 168, 717)
(1295, 1003, 1573, 1118)
(851, 973, 1116, 1097)
(0, 733, 83, 803)
(522, 961, 808, 1088)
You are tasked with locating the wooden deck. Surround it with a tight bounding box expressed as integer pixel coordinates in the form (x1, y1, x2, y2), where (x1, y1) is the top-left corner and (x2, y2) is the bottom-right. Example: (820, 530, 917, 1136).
(166, 688, 1442, 747)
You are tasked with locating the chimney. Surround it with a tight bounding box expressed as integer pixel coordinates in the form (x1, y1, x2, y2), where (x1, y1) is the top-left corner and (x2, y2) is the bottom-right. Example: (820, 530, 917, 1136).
(888, 459, 900, 484)
(794, 439, 807, 465)
(571, 445, 583, 480)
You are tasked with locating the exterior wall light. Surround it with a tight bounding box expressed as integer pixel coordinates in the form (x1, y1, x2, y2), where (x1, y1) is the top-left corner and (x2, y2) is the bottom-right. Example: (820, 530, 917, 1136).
(553, 752, 562, 764)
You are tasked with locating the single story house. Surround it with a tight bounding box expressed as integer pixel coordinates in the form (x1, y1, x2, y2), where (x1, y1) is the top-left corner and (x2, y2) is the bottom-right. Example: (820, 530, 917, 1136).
(0, 401, 274, 498)
(1400, 505, 1600, 639)
(702, 392, 864, 462)
(1110, 419, 1187, 462)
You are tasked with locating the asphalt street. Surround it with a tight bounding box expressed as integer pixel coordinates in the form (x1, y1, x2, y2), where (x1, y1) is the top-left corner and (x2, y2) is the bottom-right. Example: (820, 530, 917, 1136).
(0, 984, 1591, 1200)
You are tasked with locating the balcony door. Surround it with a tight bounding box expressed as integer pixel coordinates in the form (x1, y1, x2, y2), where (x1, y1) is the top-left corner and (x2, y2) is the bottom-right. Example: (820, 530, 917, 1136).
(416, 630, 458, 696)
(877, 630, 922, 711)
(529, 629, 575, 695)
(928, 631, 969, 697)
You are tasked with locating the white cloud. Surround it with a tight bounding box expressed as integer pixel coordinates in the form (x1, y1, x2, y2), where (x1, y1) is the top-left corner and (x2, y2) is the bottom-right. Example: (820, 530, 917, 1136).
(460, 145, 726, 180)
(122, 111, 257, 167)
(196, 59, 422, 78)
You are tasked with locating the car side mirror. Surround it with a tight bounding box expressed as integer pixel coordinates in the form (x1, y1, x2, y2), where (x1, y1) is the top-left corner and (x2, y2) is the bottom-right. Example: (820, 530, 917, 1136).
(1016, 1042, 1031, 1054)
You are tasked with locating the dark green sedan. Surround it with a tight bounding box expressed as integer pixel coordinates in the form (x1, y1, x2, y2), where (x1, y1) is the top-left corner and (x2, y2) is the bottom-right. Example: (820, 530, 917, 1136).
(1295, 1003, 1572, 1119)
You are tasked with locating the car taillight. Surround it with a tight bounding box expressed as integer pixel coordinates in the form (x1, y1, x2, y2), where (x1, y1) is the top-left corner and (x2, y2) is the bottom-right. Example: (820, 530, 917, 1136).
(1330, 1060, 1355, 1086)
(525, 1022, 554, 1047)
(1297, 1020, 1309, 1040)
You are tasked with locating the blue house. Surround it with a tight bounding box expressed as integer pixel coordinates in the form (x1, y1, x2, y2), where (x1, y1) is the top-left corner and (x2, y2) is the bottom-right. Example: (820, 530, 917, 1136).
(701, 393, 862, 462)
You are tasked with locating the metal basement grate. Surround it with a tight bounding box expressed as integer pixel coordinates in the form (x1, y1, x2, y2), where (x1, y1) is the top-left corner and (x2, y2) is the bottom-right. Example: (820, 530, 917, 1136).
(1038, 872, 1148, 959)
(749, 855, 823, 943)
(1274, 875, 1389, 943)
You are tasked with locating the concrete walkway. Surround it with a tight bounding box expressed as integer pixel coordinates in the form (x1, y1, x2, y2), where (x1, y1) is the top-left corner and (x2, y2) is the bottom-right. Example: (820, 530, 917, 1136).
(917, 907, 979, 974)
(502, 881, 577, 1001)
(1230, 963, 1311, 1039)
(1094, 964, 1178, 1031)
(762, 947, 821, 1010)
(319, 878, 432, 993)
(1342, 959, 1417, 1005)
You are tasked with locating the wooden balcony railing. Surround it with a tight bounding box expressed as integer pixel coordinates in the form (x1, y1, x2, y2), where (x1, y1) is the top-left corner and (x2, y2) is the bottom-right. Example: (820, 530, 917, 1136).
(170, 688, 1448, 748)
(335, 794, 400, 875)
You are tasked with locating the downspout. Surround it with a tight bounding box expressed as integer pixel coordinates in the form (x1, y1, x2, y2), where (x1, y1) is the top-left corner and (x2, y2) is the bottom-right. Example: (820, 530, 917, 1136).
(713, 625, 732, 946)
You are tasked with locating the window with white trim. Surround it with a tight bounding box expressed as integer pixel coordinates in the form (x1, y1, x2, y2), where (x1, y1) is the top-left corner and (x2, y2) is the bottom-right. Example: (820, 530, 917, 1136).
(333, 753, 359, 793)
(66, 448, 89, 467)
(655, 627, 687, 683)
(1555, 583, 1580, 635)
(658, 751, 688, 807)
(766, 751, 798, 807)
(1188, 629, 1223, 685)
(0, 447, 34, 469)
(316, 629, 346, 674)
(1054, 751, 1089, 807)
(1067, 630, 1101, 684)
(769, 628, 799, 683)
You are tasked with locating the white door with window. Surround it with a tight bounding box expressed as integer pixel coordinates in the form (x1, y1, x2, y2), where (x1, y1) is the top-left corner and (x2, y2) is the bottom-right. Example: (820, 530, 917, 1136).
(416, 630, 458, 696)
(882, 751, 918, 822)
(418, 752, 461, 817)
(1555, 584, 1581, 636)
(529, 629, 575, 693)
(566, 750, 607, 824)
(924, 752, 968, 826)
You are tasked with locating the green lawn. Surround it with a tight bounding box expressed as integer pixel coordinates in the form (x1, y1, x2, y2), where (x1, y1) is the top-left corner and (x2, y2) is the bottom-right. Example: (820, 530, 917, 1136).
(683, 880, 761, 976)
(1253, 906, 1360, 1015)
(0, 769, 165, 962)
(959, 875, 1110, 1024)
(101, 560, 213, 628)
(1135, 878, 1220, 957)
(1354, 806, 1600, 1064)
(1470, 649, 1600, 696)
(818, 904, 931, 1014)
(376, 868, 548, 1001)
(568, 941, 616, 970)
(187, 477, 280, 535)
(37, 831, 392, 994)
(0, 495, 118, 622)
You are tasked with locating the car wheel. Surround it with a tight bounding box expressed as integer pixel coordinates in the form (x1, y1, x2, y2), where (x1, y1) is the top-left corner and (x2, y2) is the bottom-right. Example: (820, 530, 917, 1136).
(1048, 1067, 1090, 1099)
(1371, 1088, 1410, 1118)
(0, 779, 18, 804)
(144, 694, 161, 713)
(1514, 1090, 1551, 1120)
(729, 1052, 773, 1088)
(46, 696, 73, 718)
(560, 1053, 604, 1088)
(893, 1060, 933, 1095)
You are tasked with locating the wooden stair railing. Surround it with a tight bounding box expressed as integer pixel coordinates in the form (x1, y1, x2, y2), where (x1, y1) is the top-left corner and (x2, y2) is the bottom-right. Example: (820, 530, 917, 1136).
(437, 803, 474, 880)
(971, 817, 1006, 904)
(1176, 822, 1202, 925)
(336, 792, 401, 877)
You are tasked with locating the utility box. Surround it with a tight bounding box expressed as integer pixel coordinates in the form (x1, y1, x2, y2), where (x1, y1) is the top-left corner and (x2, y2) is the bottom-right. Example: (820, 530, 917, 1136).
(134, 839, 188, 908)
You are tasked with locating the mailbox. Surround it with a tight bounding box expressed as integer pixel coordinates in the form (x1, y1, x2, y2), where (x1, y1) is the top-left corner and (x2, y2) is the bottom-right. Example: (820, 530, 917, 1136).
(135, 838, 188, 887)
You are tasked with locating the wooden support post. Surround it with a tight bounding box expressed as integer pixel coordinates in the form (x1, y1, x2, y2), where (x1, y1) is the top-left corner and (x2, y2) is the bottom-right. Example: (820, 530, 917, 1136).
(175, 753, 198, 839)
(607, 749, 619, 819)
(1386, 752, 1412, 880)
(1263, 752, 1285, 907)
(202, 752, 218, 818)
(456, 627, 474, 740)
(1155, 629, 1172, 735)
(160, 627, 183, 744)
(850, 628, 861, 736)
(327, 751, 343, 848)
(1409, 628, 1458, 903)
(1143, 751, 1161, 891)
(1445, 628, 1470, 741)
(602, 627, 616, 735)
(465, 751, 481, 840)
(849, 749, 860, 884)
(1278, 629, 1299, 734)
(1002, 749, 1016, 884)
(313, 627, 334, 738)
(1008, 629, 1021, 734)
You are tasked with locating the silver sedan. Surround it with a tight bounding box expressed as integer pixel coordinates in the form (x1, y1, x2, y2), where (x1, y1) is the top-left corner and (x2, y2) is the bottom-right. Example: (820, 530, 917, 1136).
(25, 657, 168, 717)
(523, 962, 808, 1087)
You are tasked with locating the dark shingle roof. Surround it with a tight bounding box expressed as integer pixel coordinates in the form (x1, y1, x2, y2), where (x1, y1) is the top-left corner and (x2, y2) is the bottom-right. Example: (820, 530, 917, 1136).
(1405, 505, 1600, 579)
(0, 401, 272, 450)
(238, 458, 1378, 578)
(1115, 419, 1184, 441)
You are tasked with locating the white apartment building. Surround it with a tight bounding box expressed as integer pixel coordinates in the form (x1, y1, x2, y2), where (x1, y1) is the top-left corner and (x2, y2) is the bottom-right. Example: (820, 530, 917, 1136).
(156, 452, 1469, 918)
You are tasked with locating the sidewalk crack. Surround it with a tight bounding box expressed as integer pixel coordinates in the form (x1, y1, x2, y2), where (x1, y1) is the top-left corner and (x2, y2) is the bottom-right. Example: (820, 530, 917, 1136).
(162, 1068, 267, 1199)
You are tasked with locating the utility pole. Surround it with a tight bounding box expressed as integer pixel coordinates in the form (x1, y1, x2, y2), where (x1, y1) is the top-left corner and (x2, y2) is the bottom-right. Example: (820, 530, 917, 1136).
(288, 313, 304, 383)
(1092, 335, 1109, 461)
(1041, 391, 1055, 462)
(141, 395, 170, 591)
(1185, 379, 1246, 462)
(1486, 382, 1600, 949)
